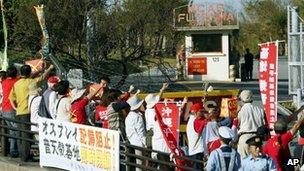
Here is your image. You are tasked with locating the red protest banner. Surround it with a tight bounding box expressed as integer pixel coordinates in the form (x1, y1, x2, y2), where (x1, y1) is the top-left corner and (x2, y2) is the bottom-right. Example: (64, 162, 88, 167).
(154, 103, 180, 151)
(155, 103, 191, 170)
(259, 42, 278, 130)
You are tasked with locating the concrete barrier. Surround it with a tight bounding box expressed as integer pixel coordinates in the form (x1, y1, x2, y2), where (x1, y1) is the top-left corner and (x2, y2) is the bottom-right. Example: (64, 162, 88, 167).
(0, 156, 59, 171)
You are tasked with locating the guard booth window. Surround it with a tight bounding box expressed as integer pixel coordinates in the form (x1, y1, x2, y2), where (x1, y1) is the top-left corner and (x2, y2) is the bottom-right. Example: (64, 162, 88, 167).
(192, 34, 222, 53)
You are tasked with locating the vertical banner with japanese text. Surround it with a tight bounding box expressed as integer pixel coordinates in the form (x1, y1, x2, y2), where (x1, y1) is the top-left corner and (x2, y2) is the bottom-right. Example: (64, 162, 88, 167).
(39, 118, 120, 171)
(154, 103, 180, 154)
(259, 42, 278, 130)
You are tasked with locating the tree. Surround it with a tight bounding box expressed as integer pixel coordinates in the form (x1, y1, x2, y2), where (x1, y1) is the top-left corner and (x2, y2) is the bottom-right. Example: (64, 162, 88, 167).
(237, 0, 287, 54)
(1, 0, 188, 87)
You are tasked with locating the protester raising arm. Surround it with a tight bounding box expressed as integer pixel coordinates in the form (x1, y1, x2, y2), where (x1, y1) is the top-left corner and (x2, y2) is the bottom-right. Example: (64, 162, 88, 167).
(41, 64, 55, 80)
(290, 116, 304, 135)
(31, 63, 54, 80)
(86, 85, 102, 100)
(158, 83, 169, 98)
(119, 85, 135, 101)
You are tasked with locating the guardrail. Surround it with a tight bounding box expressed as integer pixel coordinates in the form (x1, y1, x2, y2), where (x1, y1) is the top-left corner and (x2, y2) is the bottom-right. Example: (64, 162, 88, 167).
(0, 115, 205, 170)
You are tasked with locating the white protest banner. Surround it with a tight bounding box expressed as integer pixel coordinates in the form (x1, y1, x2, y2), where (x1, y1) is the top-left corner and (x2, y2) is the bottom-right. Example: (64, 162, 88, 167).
(39, 117, 120, 171)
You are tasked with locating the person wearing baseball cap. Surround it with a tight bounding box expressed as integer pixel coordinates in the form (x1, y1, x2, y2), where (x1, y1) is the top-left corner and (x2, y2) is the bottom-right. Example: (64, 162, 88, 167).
(241, 136, 276, 171)
(237, 89, 265, 158)
(207, 126, 241, 171)
(42, 75, 60, 115)
(186, 101, 206, 170)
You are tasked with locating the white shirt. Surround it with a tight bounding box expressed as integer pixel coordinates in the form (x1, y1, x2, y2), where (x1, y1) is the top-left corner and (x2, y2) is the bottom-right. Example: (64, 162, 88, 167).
(28, 95, 42, 132)
(152, 120, 170, 153)
(203, 121, 219, 153)
(186, 115, 204, 156)
(237, 103, 265, 133)
(125, 111, 146, 147)
(145, 108, 155, 131)
(53, 96, 71, 122)
(48, 91, 57, 119)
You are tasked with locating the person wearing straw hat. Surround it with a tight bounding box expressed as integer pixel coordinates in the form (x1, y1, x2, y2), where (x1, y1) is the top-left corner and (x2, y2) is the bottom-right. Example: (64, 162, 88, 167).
(237, 90, 265, 159)
(207, 126, 241, 171)
(70, 86, 101, 124)
(28, 82, 42, 140)
(241, 135, 276, 171)
(144, 83, 168, 148)
(125, 95, 145, 171)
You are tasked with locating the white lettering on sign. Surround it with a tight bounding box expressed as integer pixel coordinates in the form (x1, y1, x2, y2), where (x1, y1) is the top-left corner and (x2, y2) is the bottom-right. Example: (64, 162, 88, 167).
(261, 93, 267, 105)
(260, 47, 269, 59)
(161, 107, 172, 117)
(260, 79, 267, 92)
(259, 61, 268, 72)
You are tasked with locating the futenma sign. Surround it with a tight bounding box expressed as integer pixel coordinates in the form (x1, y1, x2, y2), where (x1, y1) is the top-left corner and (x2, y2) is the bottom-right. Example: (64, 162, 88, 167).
(173, 3, 239, 31)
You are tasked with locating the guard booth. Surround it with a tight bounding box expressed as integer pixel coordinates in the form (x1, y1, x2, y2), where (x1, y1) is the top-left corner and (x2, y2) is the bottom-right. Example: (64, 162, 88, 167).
(174, 2, 239, 81)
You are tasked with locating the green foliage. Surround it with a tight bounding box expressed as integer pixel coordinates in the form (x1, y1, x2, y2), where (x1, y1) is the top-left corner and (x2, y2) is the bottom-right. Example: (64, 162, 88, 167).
(292, 0, 304, 18)
(2, 0, 189, 86)
(236, 0, 287, 55)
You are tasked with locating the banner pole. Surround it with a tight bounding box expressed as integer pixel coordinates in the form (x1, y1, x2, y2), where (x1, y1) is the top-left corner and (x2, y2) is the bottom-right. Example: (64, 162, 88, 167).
(258, 40, 285, 46)
(275, 40, 279, 122)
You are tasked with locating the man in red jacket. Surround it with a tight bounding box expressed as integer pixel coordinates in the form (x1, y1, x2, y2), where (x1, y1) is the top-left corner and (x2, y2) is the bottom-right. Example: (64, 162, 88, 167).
(263, 117, 304, 171)
(70, 86, 101, 124)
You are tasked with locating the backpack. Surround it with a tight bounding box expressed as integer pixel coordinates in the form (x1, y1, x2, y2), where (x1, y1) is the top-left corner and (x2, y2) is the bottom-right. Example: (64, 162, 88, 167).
(38, 95, 52, 118)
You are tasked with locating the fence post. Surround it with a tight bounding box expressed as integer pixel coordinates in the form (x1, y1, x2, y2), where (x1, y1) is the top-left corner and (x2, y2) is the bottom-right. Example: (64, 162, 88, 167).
(125, 144, 131, 171)
(0, 118, 8, 156)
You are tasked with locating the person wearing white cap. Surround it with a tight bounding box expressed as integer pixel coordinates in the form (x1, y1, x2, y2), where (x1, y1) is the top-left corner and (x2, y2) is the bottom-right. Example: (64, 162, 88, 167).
(207, 126, 241, 171)
(125, 95, 145, 171)
(237, 90, 265, 159)
(145, 83, 168, 148)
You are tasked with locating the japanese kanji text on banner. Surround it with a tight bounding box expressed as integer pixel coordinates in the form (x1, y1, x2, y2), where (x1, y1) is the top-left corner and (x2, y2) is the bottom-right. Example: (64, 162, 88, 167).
(38, 117, 120, 171)
(259, 42, 278, 130)
(154, 103, 180, 153)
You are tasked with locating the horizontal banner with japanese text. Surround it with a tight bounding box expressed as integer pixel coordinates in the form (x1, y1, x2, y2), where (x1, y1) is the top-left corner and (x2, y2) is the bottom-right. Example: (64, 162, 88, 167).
(38, 117, 120, 171)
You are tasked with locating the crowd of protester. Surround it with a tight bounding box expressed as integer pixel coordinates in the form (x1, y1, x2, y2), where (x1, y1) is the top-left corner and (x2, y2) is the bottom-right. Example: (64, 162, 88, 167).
(0, 62, 304, 171)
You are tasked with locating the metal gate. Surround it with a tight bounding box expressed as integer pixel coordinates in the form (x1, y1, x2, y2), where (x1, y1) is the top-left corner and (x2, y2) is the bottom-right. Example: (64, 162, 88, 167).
(288, 6, 304, 95)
